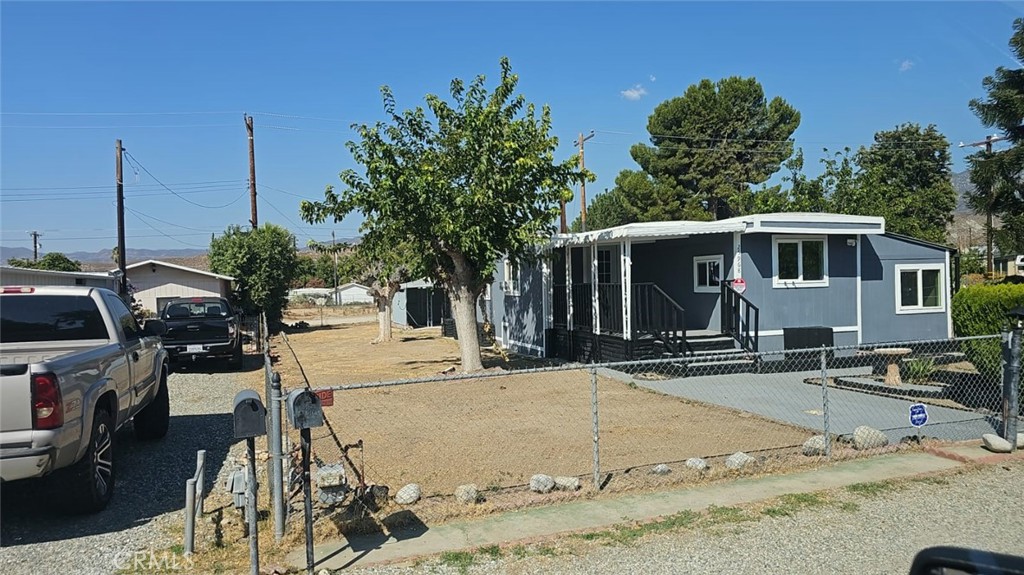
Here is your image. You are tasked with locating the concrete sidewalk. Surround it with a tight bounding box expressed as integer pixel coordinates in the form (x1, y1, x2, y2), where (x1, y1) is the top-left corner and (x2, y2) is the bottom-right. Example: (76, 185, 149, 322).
(284, 448, 1019, 571)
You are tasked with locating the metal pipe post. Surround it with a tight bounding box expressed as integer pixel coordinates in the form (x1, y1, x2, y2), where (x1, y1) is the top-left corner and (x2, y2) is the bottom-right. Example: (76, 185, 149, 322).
(820, 347, 831, 459)
(301, 427, 314, 575)
(1005, 327, 1022, 451)
(270, 372, 285, 540)
(183, 478, 196, 555)
(196, 450, 206, 516)
(590, 367, 600, 490)
(246, 437, 259, 575)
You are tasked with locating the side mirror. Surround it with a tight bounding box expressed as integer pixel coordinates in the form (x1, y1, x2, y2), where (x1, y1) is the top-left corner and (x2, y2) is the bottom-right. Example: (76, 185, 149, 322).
(143, 319, 167, 337)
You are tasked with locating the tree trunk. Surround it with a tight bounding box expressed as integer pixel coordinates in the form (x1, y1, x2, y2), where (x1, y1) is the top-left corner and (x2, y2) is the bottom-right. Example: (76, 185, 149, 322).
(449, 253, 484, 372)
(374, 285, 394, 343)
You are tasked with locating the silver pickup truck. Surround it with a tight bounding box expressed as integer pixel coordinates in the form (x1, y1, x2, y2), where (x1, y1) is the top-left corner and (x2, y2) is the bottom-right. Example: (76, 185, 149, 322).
(0, 285, 170, 513)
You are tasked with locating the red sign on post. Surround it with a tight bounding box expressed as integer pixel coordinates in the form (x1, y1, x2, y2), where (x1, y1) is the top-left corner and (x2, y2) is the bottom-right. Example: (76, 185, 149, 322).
(315, 389, 335, 407)
(732, 278, 746, 294)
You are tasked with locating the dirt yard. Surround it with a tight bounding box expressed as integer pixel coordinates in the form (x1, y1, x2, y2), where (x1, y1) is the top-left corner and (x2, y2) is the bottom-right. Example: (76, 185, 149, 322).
(268, 323, 813, 499)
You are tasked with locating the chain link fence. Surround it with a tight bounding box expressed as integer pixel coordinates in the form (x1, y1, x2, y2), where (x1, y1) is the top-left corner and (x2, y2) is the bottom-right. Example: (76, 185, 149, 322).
(288, 334, 1009, 502)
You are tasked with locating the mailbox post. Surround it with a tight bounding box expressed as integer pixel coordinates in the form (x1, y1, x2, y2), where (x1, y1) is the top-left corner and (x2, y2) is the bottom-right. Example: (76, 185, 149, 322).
(233, 390, 267, 575)
(286, 389, 325, 575)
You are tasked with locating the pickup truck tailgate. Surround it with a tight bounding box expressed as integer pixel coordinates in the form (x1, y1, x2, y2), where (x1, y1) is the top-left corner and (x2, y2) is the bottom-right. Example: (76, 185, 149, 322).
(163, 319, 230, 344)
(0, 365, 33, 433)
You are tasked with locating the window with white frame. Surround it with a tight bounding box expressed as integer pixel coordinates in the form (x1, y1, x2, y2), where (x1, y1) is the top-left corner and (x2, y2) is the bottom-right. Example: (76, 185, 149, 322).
(483, 283, 491, 300)
(772, 236, 828, 287)
(895, 264, 944, 314)
(503, 259, 520, 296)
(693, 255, 723, 293)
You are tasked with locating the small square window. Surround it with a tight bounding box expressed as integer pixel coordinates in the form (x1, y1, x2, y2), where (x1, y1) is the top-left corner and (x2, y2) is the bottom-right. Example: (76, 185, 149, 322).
(896, 264, 945, 314)
(694, 255, 723, 293)
(773, 236, 828, 288)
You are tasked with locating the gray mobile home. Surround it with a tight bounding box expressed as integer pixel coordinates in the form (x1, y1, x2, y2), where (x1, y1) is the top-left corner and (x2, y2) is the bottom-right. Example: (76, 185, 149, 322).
(484, 213, 954, 361)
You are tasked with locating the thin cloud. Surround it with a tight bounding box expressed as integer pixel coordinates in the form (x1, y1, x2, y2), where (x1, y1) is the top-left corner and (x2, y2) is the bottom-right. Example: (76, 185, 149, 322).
(899, 59, 914, 72)
(649, 75, 657, 82)
(620, 84, 648, 101)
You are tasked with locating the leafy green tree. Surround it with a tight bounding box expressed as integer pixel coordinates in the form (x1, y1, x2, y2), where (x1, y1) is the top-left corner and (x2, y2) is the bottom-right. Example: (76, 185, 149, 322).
(7, 252, 82, 272)
(209, 224, 299, 324)
(301, 58, 587, 370)
(833, 124, 956, 244)
(630, 76, 801, 220)
(736, 148, 829, 214)
(569, 189, 627, 232)
(968, 18, 1024, 270)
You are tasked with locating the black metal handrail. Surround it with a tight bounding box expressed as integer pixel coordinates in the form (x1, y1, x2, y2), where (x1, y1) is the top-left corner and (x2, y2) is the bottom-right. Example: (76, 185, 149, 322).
(631, 283, 689, 355)
(720, 281, 759, 353)
(553, 284, 568, 328)
(571, 284, 592, 330)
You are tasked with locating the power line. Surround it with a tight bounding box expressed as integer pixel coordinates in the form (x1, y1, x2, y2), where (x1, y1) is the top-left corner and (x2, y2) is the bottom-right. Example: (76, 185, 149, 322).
(258, 183, 320, 201)
(123, 206, 227, 233)
(258, 196, 318, 244)
(261, 124, 354, 135)
(123, 208, 210, 248)
(250, 111, 349, 123)
(1, 124, 236, 129)
(0, 179, 246, 192)
(123, 151, 249, 209)
(0, 111, 241, 116)
(0, 187, 251, 202)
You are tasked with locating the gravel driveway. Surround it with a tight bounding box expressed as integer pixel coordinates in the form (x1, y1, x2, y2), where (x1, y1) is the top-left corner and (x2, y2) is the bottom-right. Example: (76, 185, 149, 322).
(0, 357, 255, 575)
(356, 460, 1024, 575)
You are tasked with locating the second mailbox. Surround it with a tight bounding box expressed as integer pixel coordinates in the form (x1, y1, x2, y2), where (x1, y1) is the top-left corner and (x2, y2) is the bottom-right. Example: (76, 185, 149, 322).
(233, 389, 267, 439)
(286, 389, 325, 430)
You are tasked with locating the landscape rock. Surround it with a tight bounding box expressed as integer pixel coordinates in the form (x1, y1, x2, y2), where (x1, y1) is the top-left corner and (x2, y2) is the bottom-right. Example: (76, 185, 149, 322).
(315, 463, 347, 488)
(317, 485, 349, 506)
(554, 476, 581, 491)
(395, 483, 422, 505)
(853, 426, 889, 450)
(651, 464, 672, 475)
(982, 433, 1013, 453)
(725, 452, 756, 469)
(685, 458, 708, 471)
(1018, 432, 1024, 448)
(802, 435, 828, 456)
(454, 484, 479, 504)
(530, 474, 555, 493)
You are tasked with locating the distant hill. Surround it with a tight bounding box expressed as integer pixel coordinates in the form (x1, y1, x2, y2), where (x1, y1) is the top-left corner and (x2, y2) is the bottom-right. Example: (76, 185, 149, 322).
(951, 169, 975, 214)
(1, 247, 208, 265)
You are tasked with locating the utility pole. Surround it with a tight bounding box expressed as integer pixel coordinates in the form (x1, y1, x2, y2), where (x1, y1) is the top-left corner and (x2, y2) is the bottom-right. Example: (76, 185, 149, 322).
(116, 139, 128, 297)
(246, 114, 258, 229)
(332, 230, 339, 306)
(959, 134, 1007, 275)
(29, 231, 42, 261)
(578, 131, 595, 232)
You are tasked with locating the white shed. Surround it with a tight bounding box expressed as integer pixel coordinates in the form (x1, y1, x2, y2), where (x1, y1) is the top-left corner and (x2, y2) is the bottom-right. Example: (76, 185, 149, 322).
(123, 260, 234, 315)
(0, 265, 120, 290)
(336, 282, 373, 305)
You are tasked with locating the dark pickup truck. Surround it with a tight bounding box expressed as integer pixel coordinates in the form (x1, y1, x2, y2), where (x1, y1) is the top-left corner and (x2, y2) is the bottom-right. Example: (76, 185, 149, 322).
(160, 297, 243, 369)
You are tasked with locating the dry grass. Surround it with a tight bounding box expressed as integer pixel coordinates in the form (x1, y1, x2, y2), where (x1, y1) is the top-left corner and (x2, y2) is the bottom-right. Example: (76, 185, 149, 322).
(283, 303, 376, 320)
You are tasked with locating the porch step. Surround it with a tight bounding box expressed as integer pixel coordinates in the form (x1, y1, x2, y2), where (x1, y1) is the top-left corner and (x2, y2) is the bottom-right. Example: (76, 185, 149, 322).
(686, 335, 737, 354)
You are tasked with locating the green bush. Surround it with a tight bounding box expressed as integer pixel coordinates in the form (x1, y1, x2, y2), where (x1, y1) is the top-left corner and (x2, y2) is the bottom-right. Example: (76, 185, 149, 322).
(951, 283, 1024, 378)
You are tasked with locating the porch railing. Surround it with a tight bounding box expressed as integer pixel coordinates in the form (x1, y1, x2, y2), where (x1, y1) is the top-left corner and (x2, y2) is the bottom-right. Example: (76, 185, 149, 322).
(553, 284, 568, 328)
(596, 283, 623, 335)
(721, 281, 759, 354)
(631, 283, 688, 356)
(571, 284, 592, 330)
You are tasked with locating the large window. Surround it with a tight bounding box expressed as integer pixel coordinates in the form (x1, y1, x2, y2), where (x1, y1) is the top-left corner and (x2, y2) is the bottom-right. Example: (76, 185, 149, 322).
(773, 236, 828, 288)
(693, 255, 723, 293)
(895, 264, 945, 314)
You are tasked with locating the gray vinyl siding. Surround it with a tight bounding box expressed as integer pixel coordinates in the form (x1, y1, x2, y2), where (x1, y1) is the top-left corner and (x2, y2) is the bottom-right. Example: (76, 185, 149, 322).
(630, 234, 735, 331)
(492, 256, 545, 356)
(860, 235, 949, 343)
(739, 234, 858, 332)
(391, 289, 408, 326)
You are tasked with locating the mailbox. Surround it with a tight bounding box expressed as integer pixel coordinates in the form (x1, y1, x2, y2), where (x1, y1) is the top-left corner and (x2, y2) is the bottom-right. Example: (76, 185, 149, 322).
(233, 390, 267, 439)
(286, 389, 324, 430)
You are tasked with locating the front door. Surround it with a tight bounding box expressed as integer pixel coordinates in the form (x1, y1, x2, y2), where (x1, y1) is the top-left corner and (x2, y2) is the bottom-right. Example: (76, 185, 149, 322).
(693, 254, 724, 332)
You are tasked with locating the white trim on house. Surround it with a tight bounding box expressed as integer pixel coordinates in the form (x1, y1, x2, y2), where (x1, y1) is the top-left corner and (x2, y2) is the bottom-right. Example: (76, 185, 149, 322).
(856, 235, 863, 345)
(733, 232, 742, 279)
(590, 243, 599, 334)
(771, 235, 829, 289)
(622, 239, 632, 341)
(1, 265, 120, 281)
(756, 326, 858, 337)
(894, 263, 946, 315)
(549, 212, 885, 247)
(502, 258, 520, 296)
(541, 258, 551, 353)
(693, 254, 724, 294)
(945, 251, 954, 338)
(496, 336, 545, 355)
(122, 260, 234, 281)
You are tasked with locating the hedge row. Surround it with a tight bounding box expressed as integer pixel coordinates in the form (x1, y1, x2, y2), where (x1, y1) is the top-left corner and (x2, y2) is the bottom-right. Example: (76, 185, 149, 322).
(951, 282, 1024, 379)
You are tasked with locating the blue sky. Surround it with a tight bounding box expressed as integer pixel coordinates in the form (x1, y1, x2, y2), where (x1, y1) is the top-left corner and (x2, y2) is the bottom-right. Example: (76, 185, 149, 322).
(2, 1, 1022, 254)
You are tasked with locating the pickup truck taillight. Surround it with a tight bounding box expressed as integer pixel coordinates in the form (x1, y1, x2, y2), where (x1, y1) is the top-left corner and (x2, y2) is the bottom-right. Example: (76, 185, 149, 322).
(31, 373, 64, 430)
(228, 322, 237, 337)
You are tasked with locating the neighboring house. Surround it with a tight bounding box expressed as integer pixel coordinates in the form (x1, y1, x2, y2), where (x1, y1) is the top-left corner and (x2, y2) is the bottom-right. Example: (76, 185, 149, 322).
(122, 260, 234, 315)
(994, 254, 1024, 277)
(0, 265, 120, 291)
(482, 213, 955, 361)
(392, 279, 450, 328)
(289, 283, 375, 305)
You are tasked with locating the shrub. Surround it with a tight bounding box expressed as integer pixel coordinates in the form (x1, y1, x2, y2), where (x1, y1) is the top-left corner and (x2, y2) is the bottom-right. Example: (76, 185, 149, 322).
(951, 283, 1024, 378)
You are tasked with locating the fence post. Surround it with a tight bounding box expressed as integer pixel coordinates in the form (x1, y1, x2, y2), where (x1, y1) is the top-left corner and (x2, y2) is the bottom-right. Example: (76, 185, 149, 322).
(183, 478, 196, 555)
(270, 372, 285, 540)
(1004, 317, 1022, 451)
(196, 450, 206, 516)
(590, 366, 600, 490)
(820, 346, 831, 460)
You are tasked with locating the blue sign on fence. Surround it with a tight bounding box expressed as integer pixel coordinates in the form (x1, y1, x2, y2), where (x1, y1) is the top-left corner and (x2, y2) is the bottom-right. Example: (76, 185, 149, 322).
(909, 403, 928, 427)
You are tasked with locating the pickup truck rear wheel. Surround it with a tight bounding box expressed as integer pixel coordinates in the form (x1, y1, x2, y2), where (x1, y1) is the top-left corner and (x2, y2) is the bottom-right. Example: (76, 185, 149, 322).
(68, 408, 115, 514)
(134, 370, 170, 440)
